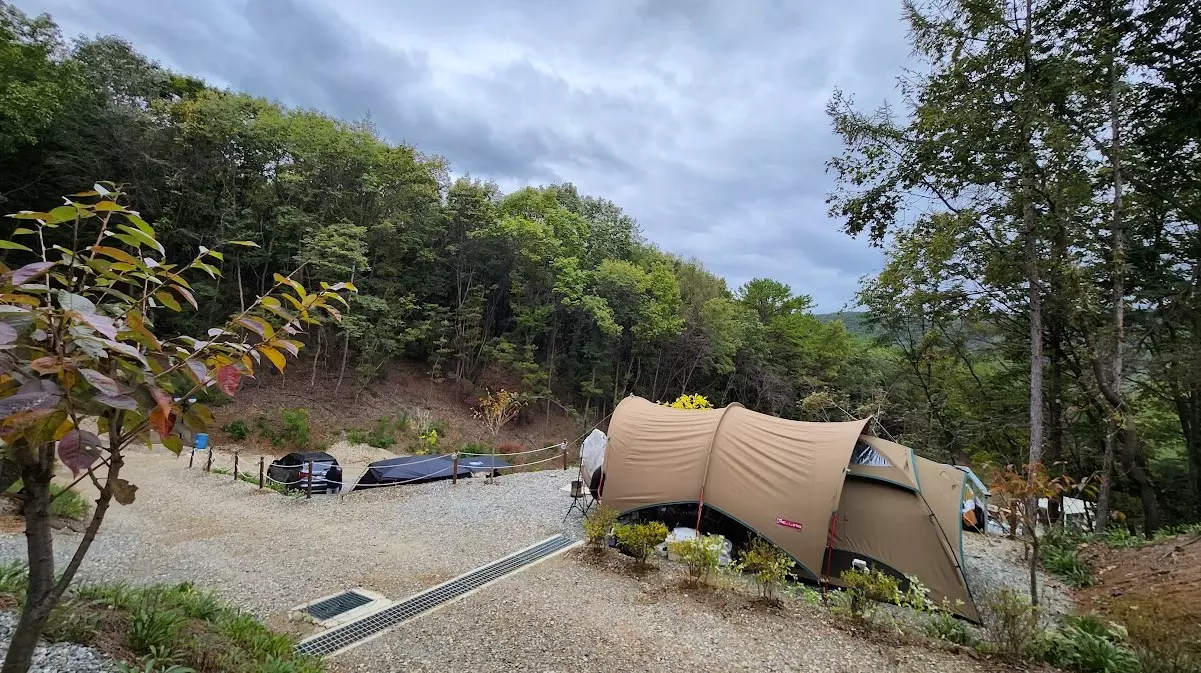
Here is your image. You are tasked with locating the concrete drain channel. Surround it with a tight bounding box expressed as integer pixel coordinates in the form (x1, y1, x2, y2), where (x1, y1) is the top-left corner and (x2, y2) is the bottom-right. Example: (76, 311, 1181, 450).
(296, 534, 580, 657)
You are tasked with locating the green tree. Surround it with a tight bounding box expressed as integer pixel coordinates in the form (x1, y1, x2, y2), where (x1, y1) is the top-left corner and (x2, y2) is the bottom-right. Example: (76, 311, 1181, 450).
(0, 187, 350, 673)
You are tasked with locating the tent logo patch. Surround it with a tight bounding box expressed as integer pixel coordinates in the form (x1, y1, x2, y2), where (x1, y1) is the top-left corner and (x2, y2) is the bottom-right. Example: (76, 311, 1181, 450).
(775, 517, 803, 531)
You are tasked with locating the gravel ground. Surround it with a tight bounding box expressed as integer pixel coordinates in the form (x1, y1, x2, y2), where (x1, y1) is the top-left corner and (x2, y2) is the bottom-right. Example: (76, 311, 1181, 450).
(0, 449, 1047, 672)
(0, 612, 113, 672)
(962, 532, 1072, 617)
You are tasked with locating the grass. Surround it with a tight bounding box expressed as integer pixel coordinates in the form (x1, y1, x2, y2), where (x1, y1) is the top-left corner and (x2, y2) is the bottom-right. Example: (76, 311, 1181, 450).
(4, 480, 91, 520)
(0, 566, 322, 673)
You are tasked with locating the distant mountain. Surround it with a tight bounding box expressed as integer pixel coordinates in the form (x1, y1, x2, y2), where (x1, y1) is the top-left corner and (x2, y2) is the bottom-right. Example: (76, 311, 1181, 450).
(814, 311, 876, 339)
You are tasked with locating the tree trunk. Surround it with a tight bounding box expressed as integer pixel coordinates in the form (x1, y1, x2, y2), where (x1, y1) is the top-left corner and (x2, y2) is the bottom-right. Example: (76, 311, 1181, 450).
(3, 458, 56, 673)
(335, 264, 356, 395)
(1095, 427, 1115, 533)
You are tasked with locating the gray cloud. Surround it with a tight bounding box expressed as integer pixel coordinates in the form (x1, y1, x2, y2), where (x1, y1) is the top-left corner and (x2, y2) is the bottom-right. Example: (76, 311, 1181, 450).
(23, 0, 910, 310)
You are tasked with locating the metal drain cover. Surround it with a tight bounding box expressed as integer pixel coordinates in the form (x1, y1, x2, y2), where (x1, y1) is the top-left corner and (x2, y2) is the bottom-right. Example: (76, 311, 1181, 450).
(304, 591, 374, 621)
(297, 534, 580, 657)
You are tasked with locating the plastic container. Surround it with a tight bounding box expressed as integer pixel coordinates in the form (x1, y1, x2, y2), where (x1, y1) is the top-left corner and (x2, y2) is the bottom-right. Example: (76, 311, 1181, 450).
(194, 433, 209, 450)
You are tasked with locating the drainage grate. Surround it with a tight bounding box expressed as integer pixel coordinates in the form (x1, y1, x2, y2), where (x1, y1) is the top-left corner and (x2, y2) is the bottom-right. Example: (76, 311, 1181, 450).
(296, 534, 577, 657)
(303, 591, 375, 621)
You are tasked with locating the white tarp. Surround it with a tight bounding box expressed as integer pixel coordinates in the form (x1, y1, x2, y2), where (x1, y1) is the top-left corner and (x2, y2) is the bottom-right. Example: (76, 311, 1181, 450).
(581, 429, 607, 482)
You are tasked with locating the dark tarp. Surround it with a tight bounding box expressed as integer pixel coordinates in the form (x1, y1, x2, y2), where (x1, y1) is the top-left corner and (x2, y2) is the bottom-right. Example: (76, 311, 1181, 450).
(458, 455, 512, 474)
(352, 455, 472, 490)
(266, 451, 339, 491)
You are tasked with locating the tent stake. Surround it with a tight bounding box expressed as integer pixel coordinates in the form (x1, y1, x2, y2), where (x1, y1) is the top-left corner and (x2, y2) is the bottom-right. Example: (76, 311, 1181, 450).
(188, 449, 195, 469)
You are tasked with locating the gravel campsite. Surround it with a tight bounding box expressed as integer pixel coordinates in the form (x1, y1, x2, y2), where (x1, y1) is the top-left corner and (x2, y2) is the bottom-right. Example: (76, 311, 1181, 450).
(0, 446, 1063, 673)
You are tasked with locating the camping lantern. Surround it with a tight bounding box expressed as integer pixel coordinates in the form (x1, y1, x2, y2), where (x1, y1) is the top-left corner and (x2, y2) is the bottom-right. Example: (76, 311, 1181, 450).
(851, 558, 867, 572)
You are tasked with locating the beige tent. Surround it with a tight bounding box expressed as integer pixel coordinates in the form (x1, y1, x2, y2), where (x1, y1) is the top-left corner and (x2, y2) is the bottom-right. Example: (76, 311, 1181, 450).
(602, 396, 978, 621)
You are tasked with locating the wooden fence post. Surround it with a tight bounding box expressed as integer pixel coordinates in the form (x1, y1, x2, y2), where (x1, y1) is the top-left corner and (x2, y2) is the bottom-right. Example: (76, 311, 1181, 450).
(233, 452, 239, 481)
(306, 460, 313, 499)
(562, 442, 568, 471)
(188, 449, 195, 468)
(258, 457, 264, 489)
(452, 453, 459, 485)
(205, 450, 212, 472)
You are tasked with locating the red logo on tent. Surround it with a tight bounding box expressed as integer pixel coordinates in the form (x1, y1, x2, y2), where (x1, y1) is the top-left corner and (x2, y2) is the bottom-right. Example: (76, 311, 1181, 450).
(776, 517, 803, 531)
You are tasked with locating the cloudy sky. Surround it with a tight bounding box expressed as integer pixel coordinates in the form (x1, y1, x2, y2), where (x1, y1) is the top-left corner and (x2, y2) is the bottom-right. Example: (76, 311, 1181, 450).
(23, 0, 911, 311)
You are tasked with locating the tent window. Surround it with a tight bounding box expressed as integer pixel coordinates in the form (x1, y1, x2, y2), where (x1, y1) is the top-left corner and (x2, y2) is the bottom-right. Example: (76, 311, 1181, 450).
(850, 442, 892, 467)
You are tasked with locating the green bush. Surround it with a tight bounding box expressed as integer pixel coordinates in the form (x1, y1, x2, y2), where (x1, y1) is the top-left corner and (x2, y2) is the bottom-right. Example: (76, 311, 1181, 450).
(1041, 529, 1094, 587)
(668, 534, 724, 586)
(925, 610, 976, 646)
(840, 567, 900, 620)
(784, 583, 823, 605)
(43, 599, 101, 644)
(49, 483, 89, 520)
(222, 419, 250, 440)
(254, 408, 313, 449)
(737, 536, 796, 603)
(129, 606, 186, 655)
(345, 427, 368, 445)
(613, 521, 669, 569)
(0, 561, 28, 596)
(1043, 617, 1140, 673)
(582, 506, 619, 548)
(366, 417, 397, 449)
(5, 481, 90, 520)
(1104, 528, 1143, 549)
(459, 441, 492, 456)
(978, 587, 1044, 659)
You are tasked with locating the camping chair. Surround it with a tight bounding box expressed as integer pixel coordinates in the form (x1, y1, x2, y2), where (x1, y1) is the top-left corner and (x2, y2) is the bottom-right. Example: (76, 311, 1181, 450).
(563, 479, 590, 522)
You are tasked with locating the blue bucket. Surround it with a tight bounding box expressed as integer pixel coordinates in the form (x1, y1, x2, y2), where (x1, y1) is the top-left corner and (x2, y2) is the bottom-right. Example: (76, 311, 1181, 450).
(194, 433, 209, 450)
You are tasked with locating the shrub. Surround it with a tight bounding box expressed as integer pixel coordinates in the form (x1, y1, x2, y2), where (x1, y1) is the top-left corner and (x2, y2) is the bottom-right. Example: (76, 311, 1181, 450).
(925, 610, 976, 646)
(49, 483, 89, 520)
(412, 429, 438, 455)
(784, 583, 823, 605)
(366, 418, 397, 449)
(840, 567, 900, 620)
(255, 408, 312, 449)
(129, 605, 186, 655)
(0, 561, 28, 596)
(737, 536, 796, 603)
(582, 506, 619, 548)
(1104, 527, 1143, 549)
(43, 599, 101, 644)
(668, 534, 724, 586)
(1043, 617, 1140, 673)
(345, 427, 368, 445)
(495, 442, 525, 454)
(222, 419, 250, 441)
(1115, 597, 1201, 673)
(459, 442, 492, 456)
(1041, 528, 1094, 587)
(978, 587, 1043, 659)
(613, 521, 669, 569)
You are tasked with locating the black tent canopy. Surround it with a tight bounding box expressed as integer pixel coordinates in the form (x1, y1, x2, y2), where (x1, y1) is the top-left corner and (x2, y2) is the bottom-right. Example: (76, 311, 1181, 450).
(267, 451, 338, 491)
(352, 454, 512, 490)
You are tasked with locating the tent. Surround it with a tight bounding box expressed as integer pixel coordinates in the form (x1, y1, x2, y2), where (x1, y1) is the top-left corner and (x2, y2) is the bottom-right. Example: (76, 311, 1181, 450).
(267, 451, 339, 492)
(601, 396, 978, 621)
(352, 455, 483, 490)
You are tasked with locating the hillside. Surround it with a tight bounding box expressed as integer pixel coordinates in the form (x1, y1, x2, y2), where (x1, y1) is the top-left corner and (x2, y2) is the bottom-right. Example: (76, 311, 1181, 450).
(814, 311, 876, 339)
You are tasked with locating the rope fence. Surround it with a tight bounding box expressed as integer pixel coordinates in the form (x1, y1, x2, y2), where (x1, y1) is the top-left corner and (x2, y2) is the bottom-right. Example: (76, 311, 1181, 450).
(180, 439, 577, 500)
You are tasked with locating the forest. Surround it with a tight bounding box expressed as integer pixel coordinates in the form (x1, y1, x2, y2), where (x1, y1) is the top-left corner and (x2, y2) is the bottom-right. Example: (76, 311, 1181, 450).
(0, 0, 1197, 533)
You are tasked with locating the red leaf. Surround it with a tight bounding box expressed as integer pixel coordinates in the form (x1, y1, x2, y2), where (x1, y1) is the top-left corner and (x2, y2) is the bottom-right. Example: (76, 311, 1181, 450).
(216, 365, 240, 396)
(10, 261, 55, 286)
(150, 405, 175, 439)
(80, 368, 120, 397)
(150, 387, 172, 417)
(57, 429, 102, 476)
